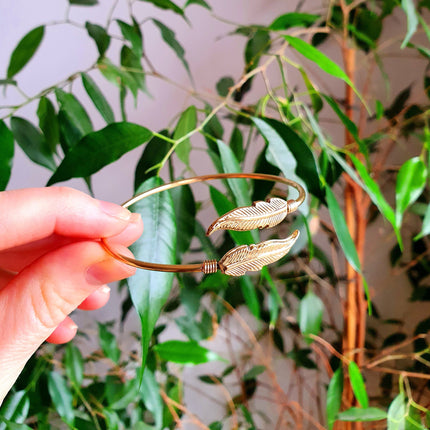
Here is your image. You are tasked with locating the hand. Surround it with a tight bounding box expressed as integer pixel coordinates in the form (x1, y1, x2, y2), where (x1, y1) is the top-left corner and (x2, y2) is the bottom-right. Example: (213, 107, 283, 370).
(0, 187, 143, 403)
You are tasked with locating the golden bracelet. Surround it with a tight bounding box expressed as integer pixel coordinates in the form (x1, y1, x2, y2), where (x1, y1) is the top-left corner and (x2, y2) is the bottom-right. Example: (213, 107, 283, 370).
(102, 173, 305, 276)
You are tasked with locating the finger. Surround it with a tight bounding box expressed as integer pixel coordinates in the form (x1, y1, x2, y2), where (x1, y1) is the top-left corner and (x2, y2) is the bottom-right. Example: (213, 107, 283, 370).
(78, 285, 110, 311)
(103, 212, 143, 246)
(0, 187, 133, 251)
(45, 316, 78, 344)
(0, 241, 135, 401)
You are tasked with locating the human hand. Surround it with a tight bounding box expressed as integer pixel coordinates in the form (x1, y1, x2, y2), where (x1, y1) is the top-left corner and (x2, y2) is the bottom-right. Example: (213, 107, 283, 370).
(0, 187, 143, 403)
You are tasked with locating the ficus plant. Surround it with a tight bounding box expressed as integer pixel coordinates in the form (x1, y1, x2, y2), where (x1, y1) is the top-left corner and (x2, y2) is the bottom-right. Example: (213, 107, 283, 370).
(1, 0, 430, 428)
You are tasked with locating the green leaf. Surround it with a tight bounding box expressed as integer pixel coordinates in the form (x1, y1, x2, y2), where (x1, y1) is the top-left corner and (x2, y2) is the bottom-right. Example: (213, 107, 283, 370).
(0, 391, 29, 430)
(245, 29, 271, 72)
(47, 372, 74, 426)
(216, 76, 234, 97)
(134, 131, 170, 190)
(415, 203, 430, 240)
(253, 117, 323, 201)
(140, 368, 163, 429)
(326, 368, 343, 430)
(229, 126, 244, 163)
(64, 343, 84, 387)
(0, 120, 14, 191)
(326, 186, 361, 273)
(128, 177, 177, 371)
(239, 276, 261, 320)
(7, 26, 45, 78)
(387, 393, 426, 430)
(81, 73, 115, 124)
(171, 184, 196, 256)
(55, 88, 93, 136)
(348, 362, 369, 408)
(338, 407, 387, 422)
(299, 291, 324, 343)
(98, 323, 121, 363)
(85, 22, 110, 57)
(37, 97, 59, 153)
(299, 68, 323, 113)
(11, 117, 56, 171)
(0, 420, 32, 430)
(216, 140, 251, 207)
(395, 157, 427, 228)
(269, 12, 319, 30)
(117, 19, 142, 57)
(120, 45, 147, 99)
(243, 365, 266, 381)
(140, 0, 184, 16)
(376, 100, 384, 119)
(152, 20, 191, 81)
(185, 0, 211, 9)
(173, 106, 197, 166)
(69, 0, 98, 4)
(47, 122, 153, 185)
(401, 0, 419, 48)
(154, 340, 224, 365)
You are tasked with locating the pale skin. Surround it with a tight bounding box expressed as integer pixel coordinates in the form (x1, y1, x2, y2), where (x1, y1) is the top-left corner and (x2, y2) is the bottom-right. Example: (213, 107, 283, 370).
(0, 187, 144, 404)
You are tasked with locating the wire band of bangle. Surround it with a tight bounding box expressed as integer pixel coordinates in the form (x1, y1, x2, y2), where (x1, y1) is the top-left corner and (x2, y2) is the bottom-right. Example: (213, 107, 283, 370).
(101, 173, 306, 276)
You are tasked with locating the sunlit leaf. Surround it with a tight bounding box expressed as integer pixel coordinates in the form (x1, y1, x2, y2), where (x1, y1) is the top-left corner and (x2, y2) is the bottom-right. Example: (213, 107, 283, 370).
(0, 391, 29, 430)
(0, 120, 14, 191)
(326, 368, 343, 430)
(81, 73, 115, 124)
(395, 157, 427, 228)
(401, 0, 419, 48)
(299, 291, 323, 343)
(128, 177, 177, 373)
(7, 26, 45, 78)
(47, 122, 152, 185)
(154, 340, 224, 365)
(348, 361, 369, 408)
(11, 116, 56, 171)
(47, 372, 74, 426)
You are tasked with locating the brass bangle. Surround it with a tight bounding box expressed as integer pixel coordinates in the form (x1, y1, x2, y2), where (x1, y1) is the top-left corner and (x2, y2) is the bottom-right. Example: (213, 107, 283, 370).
(101, 173, 305, 277)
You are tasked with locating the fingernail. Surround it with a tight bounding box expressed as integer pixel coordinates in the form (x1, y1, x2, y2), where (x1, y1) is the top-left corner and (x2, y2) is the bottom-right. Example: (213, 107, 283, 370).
(130, 212, 142, 224)
(100, 285, 111, 294)
(99, 200, 132, 221)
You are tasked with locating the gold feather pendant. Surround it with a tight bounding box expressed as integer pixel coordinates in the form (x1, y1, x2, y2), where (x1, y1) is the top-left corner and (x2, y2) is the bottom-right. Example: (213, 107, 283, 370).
(206, 198, 296, 236)
(218, 230, 300, 276)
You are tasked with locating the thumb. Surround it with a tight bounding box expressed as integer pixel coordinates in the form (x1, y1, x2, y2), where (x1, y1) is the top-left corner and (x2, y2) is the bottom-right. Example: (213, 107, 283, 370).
(0, 241, 135, 402)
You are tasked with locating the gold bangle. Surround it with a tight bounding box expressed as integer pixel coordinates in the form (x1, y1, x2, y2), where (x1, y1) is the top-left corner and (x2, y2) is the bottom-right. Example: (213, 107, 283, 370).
(101, 173, 305, 276)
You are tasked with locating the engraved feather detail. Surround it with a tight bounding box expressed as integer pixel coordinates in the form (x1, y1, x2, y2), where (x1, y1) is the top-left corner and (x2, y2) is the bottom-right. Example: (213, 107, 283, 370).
(218, 230, 300, 276)
(206, 198, 294, 236)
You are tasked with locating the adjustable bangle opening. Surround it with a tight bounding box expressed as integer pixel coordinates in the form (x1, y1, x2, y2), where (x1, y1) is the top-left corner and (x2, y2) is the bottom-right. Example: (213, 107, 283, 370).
(101, 173, 306, 276)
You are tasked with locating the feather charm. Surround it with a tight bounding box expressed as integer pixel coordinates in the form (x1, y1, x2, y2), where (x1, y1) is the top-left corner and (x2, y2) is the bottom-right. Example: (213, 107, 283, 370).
(218, 230, 300, 276)
(206, 198, 294, 236)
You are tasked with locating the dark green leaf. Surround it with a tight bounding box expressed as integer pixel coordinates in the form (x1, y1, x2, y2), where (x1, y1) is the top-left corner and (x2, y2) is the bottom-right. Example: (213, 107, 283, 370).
(0, 391, 29, 430)
(37, 97, 59, 153)
(385, 86, 411, 120)
(140, 368, 163, 429)
(252, 148, 280, 201)
(229, 126, 244, 163)
(395, 157, 427, 228)
(217, 140, 251, 207)
(348, 362, 369, 408)
(47, 372, 74, 426)
(353, 9, 382, 51)
(185, 0, 211, 9)
(269, 12, 320, 30)
(120, 45, 146, 99)
(287, 348, 317, 369)
(0, 420, 31, 430)
(326, 186, 361, 273)
(134, 131, 170, 190)
(85, 22, 110, 57)
(243, 365, 266, 381)
(64, 343, 84, 387)
(245, 29, 270, 71)
(0, 120, 14, 191)
(11, 116, 56, 171)
(152, 20, 191, 80)
(70, 0, 98, 4)
(107, 377, 139, 410)
(338, 407, 387, 422)
(128, 177, 177, 371)
(173, 106, 197, 166)
(139, 0, 184, 16)
(299, 291, 323, 343)
(401, 0, 419, 48)
(47, 122, 153, 185)
(171, 184, 196, 256)
(299, 68, 323, 113)
(154, 340, 224, 365)
(326, 368, 343, 430)
(117, 19, 142, 57)
(98, 323, 121, 363)
(81, 73, 115, 124)
(216, 76, 234, 97)
(415, 203, 430, 240)
(239, 276, 261, 319)
(55, 88, 93, 136)
(7, 26, 45, 78)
